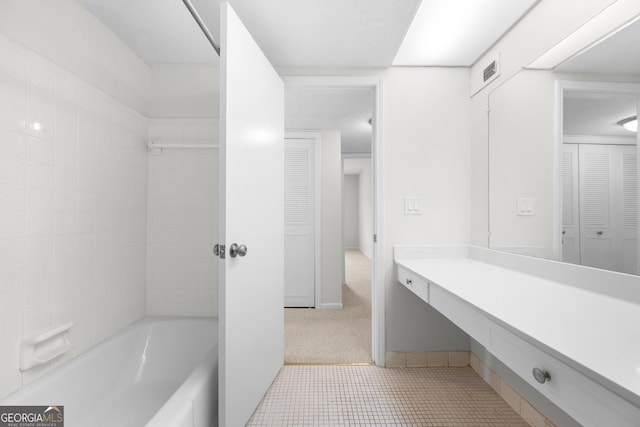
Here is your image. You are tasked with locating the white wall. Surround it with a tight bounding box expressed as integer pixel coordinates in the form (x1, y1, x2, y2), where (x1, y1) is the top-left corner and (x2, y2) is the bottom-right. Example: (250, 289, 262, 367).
(280, 67, 472, 351)
(321, 130, 344, 306)
(0, 0, 150, 114)
(148, 65, 219, 118)
(343, 174, 359, 249)
(146, 118, 218, 316)
(146, 64, 220, 317)
(488, 70, 558, 257)
(382, 67, 471, 352)
(0, 23, 148, 398)
(358, 161, 373, 259)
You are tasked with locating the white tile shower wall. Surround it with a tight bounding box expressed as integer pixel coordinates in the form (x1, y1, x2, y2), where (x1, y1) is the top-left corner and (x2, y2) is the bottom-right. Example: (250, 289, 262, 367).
(146, 118, 218, 316)
(0, 33, 147, 397)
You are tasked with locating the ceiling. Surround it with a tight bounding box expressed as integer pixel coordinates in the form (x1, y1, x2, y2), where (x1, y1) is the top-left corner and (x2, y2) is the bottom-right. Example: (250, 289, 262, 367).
(77, 0, 420, 67)
(78, 0, 219, 64)
(564, 94, 637, 137)
(76, 1, 640, 143)
(77, 0, 540, 68)
(75, 0, 544, 153)
(555, 17, 640, 75)
(343, 158, 371, 176)
(285, 87, 373, 154)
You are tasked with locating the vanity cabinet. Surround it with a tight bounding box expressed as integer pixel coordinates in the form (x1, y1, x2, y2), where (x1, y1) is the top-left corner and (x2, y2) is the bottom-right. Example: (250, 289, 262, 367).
(395, 245, 640, 427)
(397, 265, 430, 303)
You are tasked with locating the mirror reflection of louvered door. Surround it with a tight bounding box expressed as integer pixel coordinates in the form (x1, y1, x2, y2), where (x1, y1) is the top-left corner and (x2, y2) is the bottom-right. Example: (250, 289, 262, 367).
(284, 138, 315, 307)
(562, 144, 580, 264)
(578, 144, 637, 274)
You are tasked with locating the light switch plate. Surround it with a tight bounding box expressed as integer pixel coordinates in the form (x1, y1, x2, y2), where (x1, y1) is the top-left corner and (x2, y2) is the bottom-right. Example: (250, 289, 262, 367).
(404, 197, 422, 215)
(517, 198, 535, 216)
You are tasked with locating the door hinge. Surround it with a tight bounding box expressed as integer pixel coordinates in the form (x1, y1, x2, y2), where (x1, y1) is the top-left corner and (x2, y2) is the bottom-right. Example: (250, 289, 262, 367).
(373, 234, 377, 243)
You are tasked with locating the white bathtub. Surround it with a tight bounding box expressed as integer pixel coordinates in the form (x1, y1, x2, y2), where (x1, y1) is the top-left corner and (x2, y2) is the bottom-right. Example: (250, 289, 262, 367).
(0, 317, 218, 427)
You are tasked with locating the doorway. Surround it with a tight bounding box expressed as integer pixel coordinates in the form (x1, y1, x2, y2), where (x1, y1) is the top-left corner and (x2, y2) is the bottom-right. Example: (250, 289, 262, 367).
(283, 76, 385, 366)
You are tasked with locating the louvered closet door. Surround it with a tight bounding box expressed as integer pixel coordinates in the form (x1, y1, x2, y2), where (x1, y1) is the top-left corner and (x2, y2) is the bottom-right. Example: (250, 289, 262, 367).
(578, 144, 637, 273)
(620, 148, 637, 274)
(562, 144, 580, 264)
(580, 145, 615, 270)
(284, 138, 315, 307)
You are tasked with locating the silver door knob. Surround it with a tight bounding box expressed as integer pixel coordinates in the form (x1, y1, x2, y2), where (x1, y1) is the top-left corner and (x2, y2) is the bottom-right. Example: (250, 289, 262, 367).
(213, 244, 225, 259)
(229, 243, 247, 258)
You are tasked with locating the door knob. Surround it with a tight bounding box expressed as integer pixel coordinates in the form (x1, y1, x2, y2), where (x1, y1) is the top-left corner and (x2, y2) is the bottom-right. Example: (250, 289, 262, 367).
(213, 244, 225, 258)
(229, 243, 247, 258)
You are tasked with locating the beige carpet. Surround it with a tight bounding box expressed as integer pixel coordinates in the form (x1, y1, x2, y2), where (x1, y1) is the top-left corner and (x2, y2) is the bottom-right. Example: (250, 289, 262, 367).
(284, 250, 373, 364)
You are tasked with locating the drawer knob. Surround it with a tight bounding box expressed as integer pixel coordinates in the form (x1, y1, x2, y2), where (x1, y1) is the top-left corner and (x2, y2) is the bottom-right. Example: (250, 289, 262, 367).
(406, 278, 413, 285)
(532, 367, 551, 384)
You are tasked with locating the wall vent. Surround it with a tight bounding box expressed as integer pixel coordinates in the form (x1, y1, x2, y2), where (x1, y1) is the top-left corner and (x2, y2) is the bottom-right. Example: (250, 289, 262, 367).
(483, 60, 497, 82)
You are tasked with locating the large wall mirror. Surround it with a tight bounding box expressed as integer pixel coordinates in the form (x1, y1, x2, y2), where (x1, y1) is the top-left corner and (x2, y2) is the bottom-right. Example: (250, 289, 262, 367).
(489, 18, 640, 275)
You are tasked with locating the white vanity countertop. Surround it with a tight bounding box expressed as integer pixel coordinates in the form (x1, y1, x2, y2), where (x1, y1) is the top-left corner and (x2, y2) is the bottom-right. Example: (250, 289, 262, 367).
(394, 246, 640, 406)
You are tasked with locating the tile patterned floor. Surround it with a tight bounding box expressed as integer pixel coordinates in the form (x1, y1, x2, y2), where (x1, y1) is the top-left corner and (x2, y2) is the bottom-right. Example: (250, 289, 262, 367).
(247, 365, 529, 426)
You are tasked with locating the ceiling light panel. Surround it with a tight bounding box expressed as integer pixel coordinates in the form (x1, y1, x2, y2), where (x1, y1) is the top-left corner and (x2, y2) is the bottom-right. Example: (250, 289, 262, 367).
(393, 0, 538, 67)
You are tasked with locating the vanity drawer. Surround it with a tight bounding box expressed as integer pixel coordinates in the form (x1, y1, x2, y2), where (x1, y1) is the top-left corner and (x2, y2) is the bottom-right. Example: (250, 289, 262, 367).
(490, 324, 640, 427)
(397, 266, 429, 303)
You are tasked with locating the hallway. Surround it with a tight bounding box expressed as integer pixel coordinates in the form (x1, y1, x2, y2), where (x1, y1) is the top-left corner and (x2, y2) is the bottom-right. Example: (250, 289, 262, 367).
(284, 250, 373, 363)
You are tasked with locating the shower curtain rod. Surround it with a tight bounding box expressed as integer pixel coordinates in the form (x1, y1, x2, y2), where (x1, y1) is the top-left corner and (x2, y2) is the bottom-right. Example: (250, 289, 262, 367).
(182, 0, 220, 56)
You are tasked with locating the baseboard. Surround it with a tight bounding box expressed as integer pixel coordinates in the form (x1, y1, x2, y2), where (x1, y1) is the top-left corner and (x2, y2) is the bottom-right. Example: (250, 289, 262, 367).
(384, 351, 558, 426)
(316, 303, 343, 310)
(385, 351, 470, 368)
(470, 352, 558, 427)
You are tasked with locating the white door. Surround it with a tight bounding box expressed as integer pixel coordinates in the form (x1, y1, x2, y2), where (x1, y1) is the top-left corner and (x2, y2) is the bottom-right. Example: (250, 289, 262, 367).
(579, 145, 615, 270)
(219, 2, 284, 426)
(284, 137, 315, 307)
(620, 147, 638, 274)
(562, 144, 580, 264)
(578, 144, 637, 273)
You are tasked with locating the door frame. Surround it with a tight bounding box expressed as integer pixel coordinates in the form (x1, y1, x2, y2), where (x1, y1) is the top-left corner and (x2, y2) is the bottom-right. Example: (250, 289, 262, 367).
(283, 75, 385, 366)
(285, 131, 322, 307)
(555, 80, 640, 267)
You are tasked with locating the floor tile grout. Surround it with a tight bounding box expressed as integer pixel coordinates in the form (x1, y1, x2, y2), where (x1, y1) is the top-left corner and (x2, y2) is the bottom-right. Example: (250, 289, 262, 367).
(247, 365, 529, 426)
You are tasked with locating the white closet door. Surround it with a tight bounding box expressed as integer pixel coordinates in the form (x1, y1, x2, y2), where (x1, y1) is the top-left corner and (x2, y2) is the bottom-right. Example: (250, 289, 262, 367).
(578, 144, 637, 274)
(284, 138, 315, 307)
(621, 148, 637, 274)
(562, 144, 580, 264)
(579, 145, 614, 270)
(218, 2, 284, 425)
